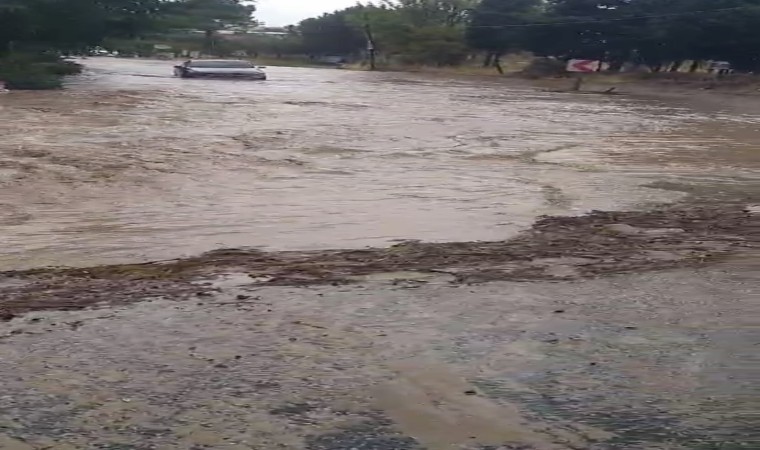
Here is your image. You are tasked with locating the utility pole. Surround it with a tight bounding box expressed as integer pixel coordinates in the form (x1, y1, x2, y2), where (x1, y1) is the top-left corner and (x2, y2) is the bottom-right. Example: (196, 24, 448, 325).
(363, 14, 376, 71)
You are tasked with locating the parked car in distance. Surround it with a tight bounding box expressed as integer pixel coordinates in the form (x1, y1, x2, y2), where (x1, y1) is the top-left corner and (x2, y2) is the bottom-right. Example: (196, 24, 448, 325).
(173, 60, 267, 80)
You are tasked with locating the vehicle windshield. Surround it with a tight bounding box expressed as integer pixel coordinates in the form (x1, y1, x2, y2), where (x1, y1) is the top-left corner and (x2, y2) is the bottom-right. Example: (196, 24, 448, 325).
(188, 60, 253, 69)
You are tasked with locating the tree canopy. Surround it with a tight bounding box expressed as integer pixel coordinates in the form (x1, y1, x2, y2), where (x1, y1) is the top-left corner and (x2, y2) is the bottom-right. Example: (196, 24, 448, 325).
(287, 0, 760, 71)
(284, 0, 478, 66)
(0, 0, 255, 55)
(4, 0, 760, 72)
(469, 0, 760, 71)
(298, 6, 367, 56)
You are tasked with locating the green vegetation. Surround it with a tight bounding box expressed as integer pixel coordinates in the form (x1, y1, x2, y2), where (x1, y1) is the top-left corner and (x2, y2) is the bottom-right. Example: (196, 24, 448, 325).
(0, 53, 82, 90)
(4, 0, 760, 85)
(157, 0, 255, 53)
(1, 69, 63, 90)
(0, 0, 256, 89)
(281, 1, 479, 67)
(277, 0, 760, 73)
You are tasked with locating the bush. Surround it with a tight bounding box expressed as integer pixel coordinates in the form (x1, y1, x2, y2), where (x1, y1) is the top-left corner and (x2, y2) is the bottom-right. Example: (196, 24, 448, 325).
(1, 70, 63, 90)
(389, 27, 469, 67)
(36, 60, 83, 76)
(0, 53, 80, 90)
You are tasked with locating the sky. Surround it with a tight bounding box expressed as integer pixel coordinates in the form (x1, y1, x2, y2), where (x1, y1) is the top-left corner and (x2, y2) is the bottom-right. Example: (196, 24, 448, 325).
(256, 0, 361, 26)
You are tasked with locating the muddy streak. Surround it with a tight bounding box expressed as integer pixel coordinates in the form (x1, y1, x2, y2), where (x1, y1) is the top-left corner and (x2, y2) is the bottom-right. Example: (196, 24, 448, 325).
(1, 202, 756, 319)
(2, 59, 758, 271)
(374, 361, 569, 449)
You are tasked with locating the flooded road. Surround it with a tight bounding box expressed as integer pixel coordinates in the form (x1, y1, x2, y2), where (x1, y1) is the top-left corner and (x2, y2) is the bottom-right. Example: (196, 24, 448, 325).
(0, 59, 758, 449)
(1, 58, 758, 270)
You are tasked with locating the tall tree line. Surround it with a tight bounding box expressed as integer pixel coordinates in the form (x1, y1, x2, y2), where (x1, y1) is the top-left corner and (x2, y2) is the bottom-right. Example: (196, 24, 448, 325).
(288, 0, 760, 71)
(0, 0, 255, 55)
(468, 0, 760, 71)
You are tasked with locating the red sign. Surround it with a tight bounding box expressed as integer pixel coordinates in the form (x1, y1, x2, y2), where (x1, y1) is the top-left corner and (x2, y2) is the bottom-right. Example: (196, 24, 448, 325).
(566, 59, 600, 73)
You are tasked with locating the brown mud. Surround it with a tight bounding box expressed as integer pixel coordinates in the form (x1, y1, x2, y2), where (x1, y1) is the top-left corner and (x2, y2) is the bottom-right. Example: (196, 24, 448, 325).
(0, 230, 756, 450)
(2, 201, 756, 320)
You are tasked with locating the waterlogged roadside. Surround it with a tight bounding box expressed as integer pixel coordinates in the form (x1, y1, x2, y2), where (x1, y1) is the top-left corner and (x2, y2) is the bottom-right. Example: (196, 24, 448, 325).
(1, 197, 757, 448)
(1, 201, 756, 319)
(1, 60, 759, 449)
(0, 247, 756, 449)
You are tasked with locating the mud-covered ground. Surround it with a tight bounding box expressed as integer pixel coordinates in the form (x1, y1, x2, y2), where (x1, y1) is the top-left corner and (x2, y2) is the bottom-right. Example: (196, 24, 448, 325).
(0, 199, 757, 449)
(0, 251, 757, 449)
(0, 60, 759, 449)
(1, 201, 757, 318)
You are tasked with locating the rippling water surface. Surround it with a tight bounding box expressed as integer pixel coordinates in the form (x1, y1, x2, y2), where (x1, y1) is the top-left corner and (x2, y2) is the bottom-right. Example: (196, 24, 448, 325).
(0, 59, 757, 269)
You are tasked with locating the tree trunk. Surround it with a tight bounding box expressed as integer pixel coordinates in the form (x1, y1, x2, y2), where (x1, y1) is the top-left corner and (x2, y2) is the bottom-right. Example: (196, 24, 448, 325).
(597, 51, 606, 72)
(204, 30, 215, 55)
(494, 53, 504, 75)
(483, 53, 494, 68)
(363, 16, 376, 71)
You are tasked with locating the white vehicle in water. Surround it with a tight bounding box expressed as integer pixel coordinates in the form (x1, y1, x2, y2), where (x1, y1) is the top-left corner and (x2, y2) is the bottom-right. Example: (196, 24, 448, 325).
(173, 59, 267, 80)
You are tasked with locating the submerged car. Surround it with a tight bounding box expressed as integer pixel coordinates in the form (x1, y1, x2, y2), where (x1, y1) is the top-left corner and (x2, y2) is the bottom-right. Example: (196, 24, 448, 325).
(173, 60, 267, 80)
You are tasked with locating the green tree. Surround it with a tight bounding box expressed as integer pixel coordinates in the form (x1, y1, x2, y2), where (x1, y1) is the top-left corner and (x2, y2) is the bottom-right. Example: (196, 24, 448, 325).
(467, 0, 760, 72)
(0, 1, 28, 54)
(0, 0, 165, 54)
(365, 0, 476, 65)
(0, 0, 166, 89)
(466, 0, 544, 69)
(660, 0, 760, 71)
(291, 0, 760, 71)
(381, 0, 476, 27)
(298, 6, 367, 56)
(161, 0, 255, 52)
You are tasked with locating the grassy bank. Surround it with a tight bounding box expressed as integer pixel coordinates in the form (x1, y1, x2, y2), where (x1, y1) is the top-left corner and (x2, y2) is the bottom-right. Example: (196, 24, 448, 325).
(0, 54, 82, 90)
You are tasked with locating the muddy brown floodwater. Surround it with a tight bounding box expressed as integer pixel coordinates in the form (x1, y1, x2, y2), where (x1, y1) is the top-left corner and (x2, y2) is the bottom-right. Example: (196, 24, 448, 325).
(2, 58, 758, 270)
(0, 59, 759, 450)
